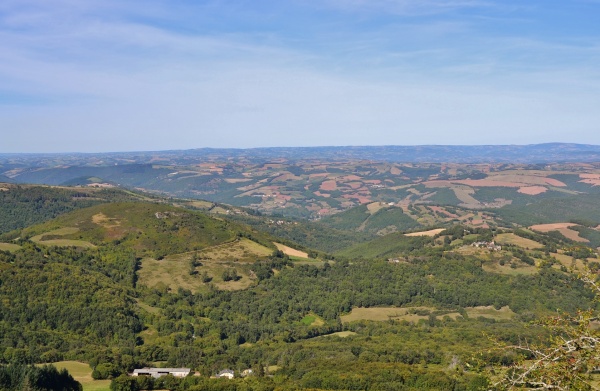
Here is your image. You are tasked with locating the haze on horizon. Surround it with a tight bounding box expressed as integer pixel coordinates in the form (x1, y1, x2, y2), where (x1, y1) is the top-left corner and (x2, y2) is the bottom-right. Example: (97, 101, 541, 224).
(1, 0, 599, 153)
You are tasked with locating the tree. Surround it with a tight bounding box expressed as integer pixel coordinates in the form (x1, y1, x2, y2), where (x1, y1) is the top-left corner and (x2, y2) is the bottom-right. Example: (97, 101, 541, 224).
(491, 271, 600, 390)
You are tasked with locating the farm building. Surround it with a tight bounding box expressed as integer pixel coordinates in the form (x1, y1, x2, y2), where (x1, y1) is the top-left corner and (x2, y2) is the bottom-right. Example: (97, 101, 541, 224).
(132, 368, 191, 378)
(216, 369, 235, 379)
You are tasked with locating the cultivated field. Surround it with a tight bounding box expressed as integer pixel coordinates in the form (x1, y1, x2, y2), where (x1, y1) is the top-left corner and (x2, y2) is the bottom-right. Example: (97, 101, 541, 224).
(405, 228, 445, 237)
(530, 223, 589, 243)
(274, 242, 309, 258)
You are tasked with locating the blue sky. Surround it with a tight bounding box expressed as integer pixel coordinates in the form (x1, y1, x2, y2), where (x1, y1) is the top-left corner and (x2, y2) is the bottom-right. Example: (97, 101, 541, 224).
(1, 0, 599, 152)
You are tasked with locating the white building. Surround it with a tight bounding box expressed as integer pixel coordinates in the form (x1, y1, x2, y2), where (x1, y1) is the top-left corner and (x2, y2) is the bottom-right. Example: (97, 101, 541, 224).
(216, 369, 235, 379)
(132, 368, 191, 378)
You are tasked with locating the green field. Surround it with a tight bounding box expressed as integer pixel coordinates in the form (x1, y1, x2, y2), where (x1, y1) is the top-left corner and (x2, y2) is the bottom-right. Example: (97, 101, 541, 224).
(47, 361, 110, 391)
(137, 240, 266, 293)
(300, 313, 325, 326)
(0, 242, 21, 252)
(464, 306, 516, 320)
(341, 306, 449, 324)
(30, 227, 96, 248)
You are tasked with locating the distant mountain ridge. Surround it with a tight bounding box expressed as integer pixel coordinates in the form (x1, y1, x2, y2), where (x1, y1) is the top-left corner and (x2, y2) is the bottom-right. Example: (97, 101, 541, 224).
(2, 143, 600, 164)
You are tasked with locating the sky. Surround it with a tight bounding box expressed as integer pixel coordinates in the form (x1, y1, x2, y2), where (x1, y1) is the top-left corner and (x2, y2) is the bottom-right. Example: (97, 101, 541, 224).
(1, 0, 599, 153)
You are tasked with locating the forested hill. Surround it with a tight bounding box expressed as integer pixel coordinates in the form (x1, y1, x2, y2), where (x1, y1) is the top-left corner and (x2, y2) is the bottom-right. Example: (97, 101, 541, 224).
(0, 183, 155, 234)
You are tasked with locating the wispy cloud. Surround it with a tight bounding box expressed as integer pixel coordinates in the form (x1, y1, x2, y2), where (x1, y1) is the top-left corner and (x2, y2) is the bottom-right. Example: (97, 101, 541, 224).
(0, 0, 599, 152)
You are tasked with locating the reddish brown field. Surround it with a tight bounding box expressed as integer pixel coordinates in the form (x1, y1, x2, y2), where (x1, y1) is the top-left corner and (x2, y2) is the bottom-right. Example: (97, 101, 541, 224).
(530, 223, 578, 231)
(430, 206, 459, 218)
(530, 223, 589, 243)
(455, 179, 523, 187)
(346, 182, 363, 189)
(320, 180, 337, 191)
(313, 191, 331, 198)
(518, 186, 548, 195)
(579, 174, 600, 186)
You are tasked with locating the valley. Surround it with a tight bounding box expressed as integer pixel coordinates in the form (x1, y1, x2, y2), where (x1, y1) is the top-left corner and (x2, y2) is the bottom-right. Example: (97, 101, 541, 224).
(1, 146, 600, 390)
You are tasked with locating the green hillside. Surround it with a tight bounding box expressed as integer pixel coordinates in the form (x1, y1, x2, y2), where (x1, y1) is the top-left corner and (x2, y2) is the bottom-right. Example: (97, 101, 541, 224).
(322, 203, 421, 235)
(16, 202, 251, 258)
(495, 193, 600, 226)
(336, 232, 435, 259)
(0, 184, 152, 235)
(2, 185, 600, 390)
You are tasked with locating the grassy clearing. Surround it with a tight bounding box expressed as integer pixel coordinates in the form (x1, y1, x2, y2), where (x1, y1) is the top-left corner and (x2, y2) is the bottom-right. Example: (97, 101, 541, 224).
(45, 361, 110, 391)
(405, 228, 444, 237)
(452, 186, 482, 208)
(274, 242, 309, 258)
(341, 306, 444, 323)
(135, 299, 160, 314)
(482, 259, 538, 276)
(138, 242, 262, 293)
(34, 239, 97, 248)
(552, 253, 587, 271)
(464, 306, 515, 320)
(316, 331, 357, 338)
(186, 200, 214, 209)
(366, 202, 386, 214)
(300, 313, 325, 326)
(139, 326, 160, 345)
(201, 238, 273, 263)
(30, 227, 96, 248)
(0, 242, 21, 252)
(495, 233, 543, 249)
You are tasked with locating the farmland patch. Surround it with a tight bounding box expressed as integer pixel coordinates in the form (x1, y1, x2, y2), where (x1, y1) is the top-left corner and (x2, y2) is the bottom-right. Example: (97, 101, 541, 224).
(274, 242, 309, 258)
(495, 233, 543, 249)
(0, 243, 21, 252)
(405, 228, 444, 237)
(464, 306, 515, 320)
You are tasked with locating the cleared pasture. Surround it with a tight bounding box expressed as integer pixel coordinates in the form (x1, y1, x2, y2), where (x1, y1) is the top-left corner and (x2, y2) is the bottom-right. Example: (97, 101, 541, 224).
(137, 239, 270, 292)
(482, 261, 537, 276)
(552, 253, 587, 271)
(44, 361, 110, 391)
(405, 228, 444, 237)
(34, 239, 96, 248)
(301, 313, 325, 326)
(464, 306, 515, 320)
(30, 227, 96, 248)
(274, 242, 309, 258)
(530, 223, 590, 243)
(314, 331, 358, 339)
(0, 242, 21, 252)
(495, 233, 543, 249)
(202, 238, 273, 262)
(340, 306, 458, 324)
(138, 253, 254, 293)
